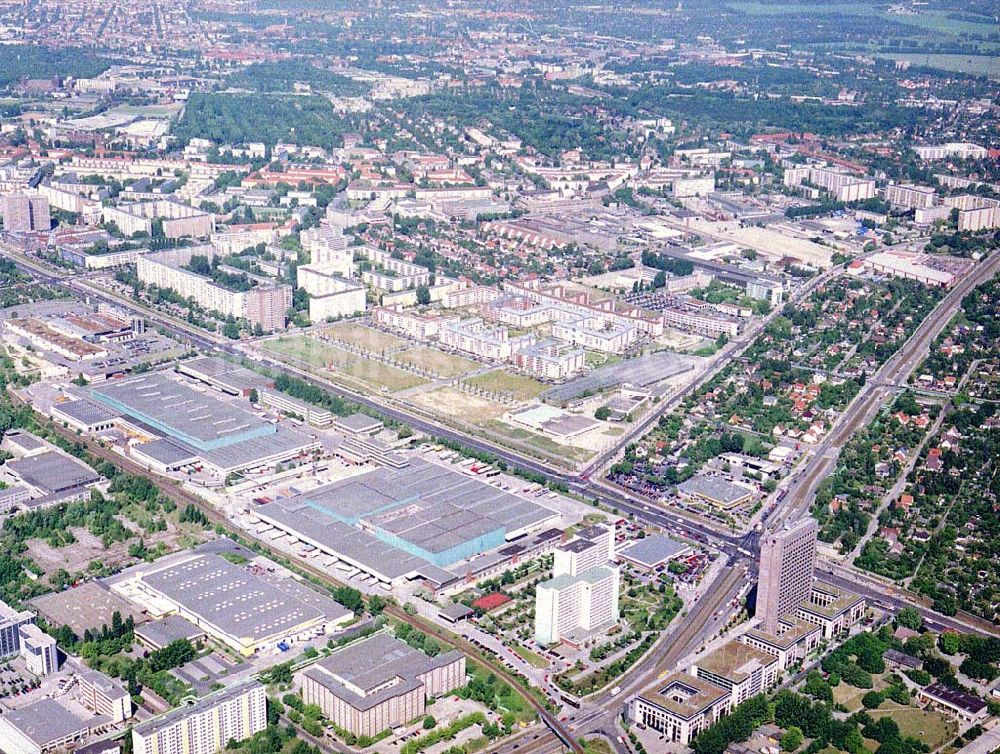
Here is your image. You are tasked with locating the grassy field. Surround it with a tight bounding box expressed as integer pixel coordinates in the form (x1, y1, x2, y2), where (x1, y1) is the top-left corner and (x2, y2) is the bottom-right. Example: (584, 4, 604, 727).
(396, 347, 479, 378)
(833, 675, 889, 712)
(871, 706, 957, 752)
(466, 370, 548, 401)
(877, 53, 1000, 78)
(262, 336, 426, 392)
(320, 321, 406, 352)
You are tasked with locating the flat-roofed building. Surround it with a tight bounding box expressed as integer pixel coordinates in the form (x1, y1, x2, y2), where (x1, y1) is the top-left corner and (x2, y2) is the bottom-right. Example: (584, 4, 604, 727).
(0, 698, 93, 754)
(795, 582, 866, 639)
(111, 552, 352, 656)
(690, 640, 780, 706)
(0, 599, 34, 659)
(913, 143, 987, 161)
(1, 193, 50, 232)
(77, 668, 132, 724)
(300, 633, 466, 738)
(741, 617, 822, 670)
(884, 183, 937, 211)
(631, 673, 731, 745)
(132, 680, 267, 754)
(757, 519, 817, 633)
(678, 475, 755, 510)
(18, 624, 57, 676)
(102, 199, 214, 239)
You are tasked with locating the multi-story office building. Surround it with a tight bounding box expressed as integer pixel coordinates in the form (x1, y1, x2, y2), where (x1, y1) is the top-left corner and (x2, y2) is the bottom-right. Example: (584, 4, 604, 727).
(78, 669, 132, 724)
(690, 641, 780, 706)
(756, 519, 817, 633)
(630, 673, 731, 745)
(18, 623, 58, 676)
(1, 193, 51, 232)
(0, 599, 34, 658)
(535, 524, 619, 646)
(300, 633, 466, 738)
(132, 680, 267, 754)
(741, 617, 822, 670)
(137, 246, 291, 331)
(796, 583, 867, 639)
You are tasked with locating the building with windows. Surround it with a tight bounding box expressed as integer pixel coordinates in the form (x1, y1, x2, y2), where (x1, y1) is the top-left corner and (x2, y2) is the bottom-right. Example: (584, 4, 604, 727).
(300, 633, 466, 738)
(137, 246, 291, 331)
(741, 617, 822, 670)
(131, 680, 267, 754)
(883, 183, 938, 211)
(913, 143, 987, 161)
(1, 193, 50, 232)
(535, 524, 619, 646)
(77, 669, 132, 724)
(795, 582, 866, 639)
(0, 599, 35, 659)
(630, 673, 731, 745)
(783, 166, 875, 202)
(690, 640, 780, 706)
(18, 624, 57, 676)
(102, 199, 214, 239)
(756, 519, 817, 633)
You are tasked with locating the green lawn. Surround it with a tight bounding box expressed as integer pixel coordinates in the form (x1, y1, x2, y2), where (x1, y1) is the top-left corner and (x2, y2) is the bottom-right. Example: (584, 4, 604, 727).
(396, 347, 478, 378)
(871, 707, 957, 752)
(511, 644, 548, 669)
(466, 370, 547, 401)
(876, 53, 1000, 79)
(262, 336, 426, 392)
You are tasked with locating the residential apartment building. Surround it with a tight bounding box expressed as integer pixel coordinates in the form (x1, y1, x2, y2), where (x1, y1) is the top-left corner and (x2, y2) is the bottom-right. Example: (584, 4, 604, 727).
(102, 199, 214, 239)
(132, 680, 267, 754)
(883, 183, 938, 211)
(441, 285, 502, 309)
(301, 226, 353, 275)
(438, 318, 533, 361)
(756, 519, 817, 633)
(297, 264, 367, 321)
(1, 193, 51, 232)
(373, 305, 459, 340)
(137, 246, 291, 331)
(535, 524, 619, 646)
(913, 142, 987, 161)
(943, 195, 1000, 232)
(783, 166, 876, 202)
(511, 340, 585, 380)
(661, 299, 741, 338)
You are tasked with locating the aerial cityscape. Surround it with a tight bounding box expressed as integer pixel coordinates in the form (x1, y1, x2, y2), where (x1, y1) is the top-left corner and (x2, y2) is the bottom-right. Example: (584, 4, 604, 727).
(0, 1, 996, 754)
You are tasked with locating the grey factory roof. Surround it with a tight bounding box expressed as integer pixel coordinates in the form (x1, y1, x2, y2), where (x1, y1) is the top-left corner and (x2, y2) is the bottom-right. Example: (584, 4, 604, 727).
(0, 698, 95, 747)
(135, 614, 206, 650)
(3, 430, 46, 453)
(133, 680, 263, 736)
(90, 372, 273, 450)
(618, 535, 691, 568)
(303, 633, 463, 711)
(332, 413, 384, 435)
(255, 458, 557, 580)
(138, 553, 332, 643)
(177, 356, 273, 394)
(77, 669, 129, 701)
(6, 450, 100, 493)
(133, 438, 200, 467)
(52, 398, 120, 428)
(678, 474, 754, 506)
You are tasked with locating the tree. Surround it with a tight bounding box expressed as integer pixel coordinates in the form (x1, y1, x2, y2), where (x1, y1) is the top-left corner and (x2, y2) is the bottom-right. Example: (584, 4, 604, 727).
(862, 691, 884, 709)
(415, 285, 431, 305)
(781, 727, 804, 751)
(938, 632, 960, 655)
(423, 715, 437, 730)
(249, 388, 259, 404)
(896, 606, 923, 631)
(595, 406, 612, 421)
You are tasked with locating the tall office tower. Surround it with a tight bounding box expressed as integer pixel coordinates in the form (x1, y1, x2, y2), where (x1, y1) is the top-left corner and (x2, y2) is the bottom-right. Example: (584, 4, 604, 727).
(1, 194, 51, 232)
(756, 518, 817, 633)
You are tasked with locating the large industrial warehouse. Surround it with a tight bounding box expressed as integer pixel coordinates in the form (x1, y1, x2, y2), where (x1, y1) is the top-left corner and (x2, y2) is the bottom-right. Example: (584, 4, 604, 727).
(253, 458, 560, 590)
(82, 371, 319, 476)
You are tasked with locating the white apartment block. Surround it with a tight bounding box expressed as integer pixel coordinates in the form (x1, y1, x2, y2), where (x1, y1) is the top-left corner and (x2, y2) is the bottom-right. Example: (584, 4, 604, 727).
(783, 165, 876, 202)
(438, 318, 532, 361)
(302, 226, 354, 276)
(943, 195, 1000, 232)
(102, 199, 215, 239)
(535, 524, 619, 646)
(210, 227, 278, 255)
(552, 316, 638, 354)
(661, 301, 740, 338)
(913, 142, 987, 161)
(883, 183, 937, 210)
(441, 285, 503, 309)
(137, 246, 291, 331)
(305, 276, 367, 322)
(132, 681, 267, 754)
(373, 305, 459, 340)
(511, 340, 585, 380)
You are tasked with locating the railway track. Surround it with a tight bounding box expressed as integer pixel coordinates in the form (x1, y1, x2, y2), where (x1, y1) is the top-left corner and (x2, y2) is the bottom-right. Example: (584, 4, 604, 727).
(19, 401, 581, 753)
